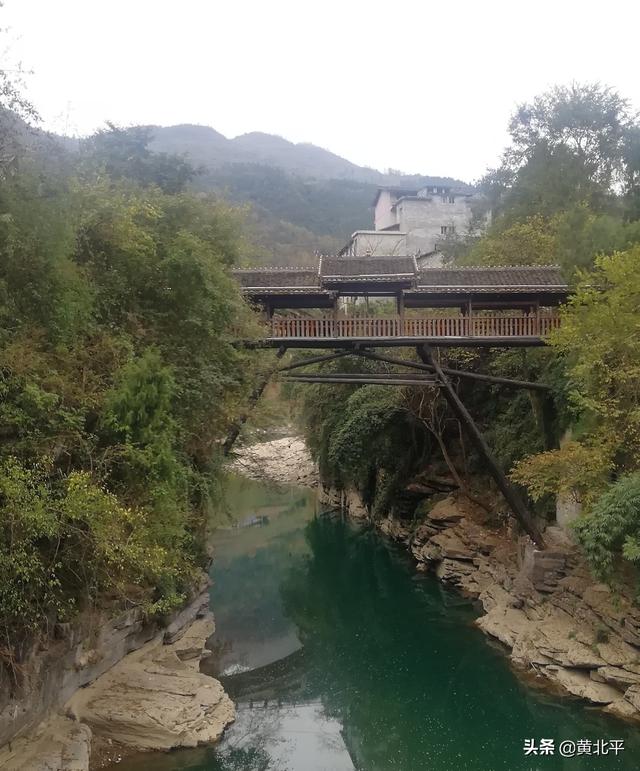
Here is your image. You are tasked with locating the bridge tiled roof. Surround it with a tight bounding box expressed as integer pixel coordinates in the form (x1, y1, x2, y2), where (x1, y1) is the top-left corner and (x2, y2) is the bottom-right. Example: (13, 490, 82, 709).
(234, 268, 322, 292)
(415, 265, 567, 293)
(321, 255, 416, 281)
(233, 261, 568, 296)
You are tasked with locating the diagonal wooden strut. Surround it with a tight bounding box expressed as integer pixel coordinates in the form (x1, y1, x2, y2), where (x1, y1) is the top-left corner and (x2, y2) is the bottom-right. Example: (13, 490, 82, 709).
(353, 349, 550, 392)
(418, 345, 545, 549)
(278, 350, 351, 372)
(277, 347, 549, 391)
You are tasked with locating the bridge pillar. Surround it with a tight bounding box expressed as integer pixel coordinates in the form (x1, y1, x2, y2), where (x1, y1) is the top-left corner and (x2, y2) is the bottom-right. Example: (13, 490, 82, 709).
(396, 292, 405, 335)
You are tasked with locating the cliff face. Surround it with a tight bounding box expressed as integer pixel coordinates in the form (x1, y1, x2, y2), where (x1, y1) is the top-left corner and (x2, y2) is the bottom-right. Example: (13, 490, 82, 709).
(0, 578, 234, 770)
(321, 486, 640, 723)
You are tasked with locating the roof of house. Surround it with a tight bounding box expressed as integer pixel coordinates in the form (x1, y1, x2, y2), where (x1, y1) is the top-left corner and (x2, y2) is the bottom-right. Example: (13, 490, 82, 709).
(372, 186, 418, 207)
(373, 183, 476, 207)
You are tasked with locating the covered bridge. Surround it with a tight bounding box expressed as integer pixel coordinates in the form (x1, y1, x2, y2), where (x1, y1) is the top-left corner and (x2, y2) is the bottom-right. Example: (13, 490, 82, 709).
(233, 257, 568, 348)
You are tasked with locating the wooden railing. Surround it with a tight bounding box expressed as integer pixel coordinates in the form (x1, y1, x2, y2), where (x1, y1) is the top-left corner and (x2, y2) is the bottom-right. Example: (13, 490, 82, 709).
(268, 313, 561, 340)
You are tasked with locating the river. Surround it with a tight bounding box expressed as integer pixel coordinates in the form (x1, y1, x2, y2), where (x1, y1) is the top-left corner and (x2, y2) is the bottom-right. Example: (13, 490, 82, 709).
(116, 476, 640, 770)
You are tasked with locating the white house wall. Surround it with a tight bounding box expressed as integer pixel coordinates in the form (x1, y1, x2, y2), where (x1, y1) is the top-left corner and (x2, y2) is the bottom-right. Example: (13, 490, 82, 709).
(350, 231, 407, 256)
(373, 190, 399, 231)
(397, 198, 475, 254)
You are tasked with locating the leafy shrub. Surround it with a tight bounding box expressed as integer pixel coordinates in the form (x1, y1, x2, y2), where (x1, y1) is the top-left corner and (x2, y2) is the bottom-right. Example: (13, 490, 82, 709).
(573, 472, 640, 583)
(0, 458, 194, 658)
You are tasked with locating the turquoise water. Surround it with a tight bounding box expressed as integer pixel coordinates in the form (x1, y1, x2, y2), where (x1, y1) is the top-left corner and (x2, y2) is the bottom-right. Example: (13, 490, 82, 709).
(117, 478, 640, 770)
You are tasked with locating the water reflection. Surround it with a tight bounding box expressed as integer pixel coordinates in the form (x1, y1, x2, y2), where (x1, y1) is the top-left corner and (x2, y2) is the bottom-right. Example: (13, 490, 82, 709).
(116, 477, 640, 771)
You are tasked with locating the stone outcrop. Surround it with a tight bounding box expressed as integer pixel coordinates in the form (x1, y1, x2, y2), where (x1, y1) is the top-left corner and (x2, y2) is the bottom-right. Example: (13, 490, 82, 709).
(0, 574, 212, 751)
(345, 490, 640, 724)
(0, 716, 91, 771)
(0, 579, 234, 769)
(66, 615, 234, 753)
(227, 436, 318, 488)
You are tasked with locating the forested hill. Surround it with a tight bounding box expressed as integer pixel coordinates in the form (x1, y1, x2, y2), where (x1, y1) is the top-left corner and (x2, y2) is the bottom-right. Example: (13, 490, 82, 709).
(147, 124, 470, 264)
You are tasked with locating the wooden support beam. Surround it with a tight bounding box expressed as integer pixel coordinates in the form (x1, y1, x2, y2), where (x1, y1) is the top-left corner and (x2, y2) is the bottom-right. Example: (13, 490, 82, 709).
(278, 350, 350, 372)
(222, 348, 287, 457)
(286, 372, 438, 383)
(283, 374, 439, 387)
(355, 349, 550, 392)
(417, 345, 545, 549)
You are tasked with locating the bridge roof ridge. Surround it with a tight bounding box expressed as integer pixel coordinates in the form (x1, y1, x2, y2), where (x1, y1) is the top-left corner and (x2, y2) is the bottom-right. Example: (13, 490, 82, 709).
(419, 264, 563, 272)
(234, 265, 317, 272)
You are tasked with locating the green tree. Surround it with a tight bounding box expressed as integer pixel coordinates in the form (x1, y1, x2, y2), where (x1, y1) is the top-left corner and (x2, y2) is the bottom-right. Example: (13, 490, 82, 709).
(461, 215, 557, 266)
(512, 246, 640, 508)
(506, 83, 633, 190)
(573, 473, 640, 587)
(83, 123, 196, 194)
(0, 118, 260, 664)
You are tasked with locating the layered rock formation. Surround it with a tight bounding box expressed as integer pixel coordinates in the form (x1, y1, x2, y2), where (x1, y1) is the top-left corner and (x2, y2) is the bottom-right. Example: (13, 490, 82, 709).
(0, 588, 234, 769)
(67, 615, 234, 755)
(0, 716, 91, 771)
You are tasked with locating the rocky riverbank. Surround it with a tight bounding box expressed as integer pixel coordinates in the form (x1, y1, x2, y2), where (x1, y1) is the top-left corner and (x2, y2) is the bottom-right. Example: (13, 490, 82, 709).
(322, 484, 640, 723)
(227, 435, 318, 488)
(0, 590, 234, 770)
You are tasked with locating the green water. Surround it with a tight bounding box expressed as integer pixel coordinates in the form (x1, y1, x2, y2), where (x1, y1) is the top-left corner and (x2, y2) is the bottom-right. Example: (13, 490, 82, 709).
(118, 477, 640, 770)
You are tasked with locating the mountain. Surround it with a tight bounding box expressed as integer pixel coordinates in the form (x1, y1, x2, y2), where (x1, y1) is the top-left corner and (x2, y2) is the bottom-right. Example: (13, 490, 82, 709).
(149, 123, 471, 187)
(149, 125, 474, 265)
(150, 124, 376, 183)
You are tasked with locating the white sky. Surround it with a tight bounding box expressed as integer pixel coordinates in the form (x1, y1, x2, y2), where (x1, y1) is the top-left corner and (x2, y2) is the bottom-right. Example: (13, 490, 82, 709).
(2, 0, 639, 182)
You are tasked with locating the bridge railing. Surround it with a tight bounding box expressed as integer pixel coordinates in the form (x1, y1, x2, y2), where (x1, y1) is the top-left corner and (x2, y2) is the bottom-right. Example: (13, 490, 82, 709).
(268, 313, 561, 339)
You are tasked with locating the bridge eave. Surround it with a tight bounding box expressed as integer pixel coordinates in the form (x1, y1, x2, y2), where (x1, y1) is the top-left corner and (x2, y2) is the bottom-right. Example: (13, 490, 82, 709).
(235, 336, 549, 350)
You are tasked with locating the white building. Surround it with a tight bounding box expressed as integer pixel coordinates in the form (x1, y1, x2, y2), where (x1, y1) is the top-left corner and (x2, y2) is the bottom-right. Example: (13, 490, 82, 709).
(340, 183, 483, 265)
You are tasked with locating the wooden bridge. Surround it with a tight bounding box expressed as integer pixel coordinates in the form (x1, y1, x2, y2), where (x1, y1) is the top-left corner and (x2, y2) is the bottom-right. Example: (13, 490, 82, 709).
(228, 257, 570, 548)
(233, 258, 567, 349)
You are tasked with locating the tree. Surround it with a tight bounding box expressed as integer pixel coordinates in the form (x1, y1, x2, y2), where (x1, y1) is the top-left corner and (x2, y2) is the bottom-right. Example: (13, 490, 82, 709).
(461, 215, 557, 266)
(0, 117, 260, 664)
(83, 123, 196, 194)
(512, 246, 640, 506)
(506, 83, 633, 190)
(573, 473, 640, 587)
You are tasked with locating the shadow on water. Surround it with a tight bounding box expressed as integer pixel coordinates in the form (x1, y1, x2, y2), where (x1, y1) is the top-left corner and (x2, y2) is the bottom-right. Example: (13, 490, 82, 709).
(116, 478, 640, 771)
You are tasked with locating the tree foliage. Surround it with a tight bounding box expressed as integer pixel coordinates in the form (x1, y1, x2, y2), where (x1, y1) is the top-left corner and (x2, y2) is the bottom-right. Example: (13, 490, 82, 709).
(0, 113, 259, 661)
(512, 247, 640, 579)
(506, 84, 633, 189)
(464, 83, 640, 276)
(573, 473, 640, 585)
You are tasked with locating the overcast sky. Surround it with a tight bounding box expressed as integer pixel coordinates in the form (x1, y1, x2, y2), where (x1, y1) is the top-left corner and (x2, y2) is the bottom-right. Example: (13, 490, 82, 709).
(2, 0, 639, 182)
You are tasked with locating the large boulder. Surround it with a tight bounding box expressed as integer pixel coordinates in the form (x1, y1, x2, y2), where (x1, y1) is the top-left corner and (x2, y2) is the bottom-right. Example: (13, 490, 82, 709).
(66, 616, 234, 752)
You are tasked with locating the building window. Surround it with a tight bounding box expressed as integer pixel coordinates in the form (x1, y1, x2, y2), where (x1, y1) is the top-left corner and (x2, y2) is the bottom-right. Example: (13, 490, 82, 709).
(448, 196, 455, 204)
(441, 225, 455, 235)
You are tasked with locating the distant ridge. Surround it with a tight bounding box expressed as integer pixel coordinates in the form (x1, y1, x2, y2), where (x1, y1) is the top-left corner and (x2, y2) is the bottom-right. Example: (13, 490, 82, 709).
(148, 123, 470, 189)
